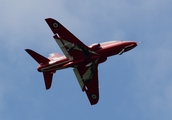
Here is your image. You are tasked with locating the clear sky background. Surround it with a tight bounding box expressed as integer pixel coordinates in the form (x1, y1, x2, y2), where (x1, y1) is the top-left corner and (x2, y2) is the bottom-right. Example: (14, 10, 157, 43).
(0, 0, 172, 120)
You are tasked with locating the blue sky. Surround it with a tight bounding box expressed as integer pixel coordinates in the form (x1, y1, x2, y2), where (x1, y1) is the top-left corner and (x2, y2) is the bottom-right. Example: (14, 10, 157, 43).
(0, 0, 172, 119)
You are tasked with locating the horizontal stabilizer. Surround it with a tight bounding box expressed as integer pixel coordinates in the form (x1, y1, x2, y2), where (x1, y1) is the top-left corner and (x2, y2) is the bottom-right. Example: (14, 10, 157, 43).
(25, 49, 49, 64)
(43, 72, 53, 90)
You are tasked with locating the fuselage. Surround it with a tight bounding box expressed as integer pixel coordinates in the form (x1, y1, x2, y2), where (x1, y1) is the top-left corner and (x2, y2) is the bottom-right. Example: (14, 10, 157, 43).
(38, 41, 137, 72)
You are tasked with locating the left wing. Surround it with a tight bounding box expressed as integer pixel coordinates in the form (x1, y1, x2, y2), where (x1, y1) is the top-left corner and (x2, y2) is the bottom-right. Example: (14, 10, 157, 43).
(45, 18, 93, 60)
(73, 58, 99, 105)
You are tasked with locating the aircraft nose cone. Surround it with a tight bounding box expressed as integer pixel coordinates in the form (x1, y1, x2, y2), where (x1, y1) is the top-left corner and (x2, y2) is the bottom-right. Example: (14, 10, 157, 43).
(123, 41, 137, 52)
(132, 42, 137, 48)
(128, 41, 137, 47)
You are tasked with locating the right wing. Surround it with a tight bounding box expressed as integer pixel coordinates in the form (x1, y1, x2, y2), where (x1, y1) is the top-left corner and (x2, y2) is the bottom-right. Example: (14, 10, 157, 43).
(45, 18, 95, 60)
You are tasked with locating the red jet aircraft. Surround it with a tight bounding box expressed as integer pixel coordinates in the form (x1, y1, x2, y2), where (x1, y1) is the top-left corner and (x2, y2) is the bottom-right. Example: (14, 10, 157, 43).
(25, 18, 137, 105)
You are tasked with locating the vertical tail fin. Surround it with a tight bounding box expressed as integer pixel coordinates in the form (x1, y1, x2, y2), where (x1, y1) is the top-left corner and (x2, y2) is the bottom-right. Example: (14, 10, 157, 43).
(25, 49, 49, 64)
(43, 72, 53, 90)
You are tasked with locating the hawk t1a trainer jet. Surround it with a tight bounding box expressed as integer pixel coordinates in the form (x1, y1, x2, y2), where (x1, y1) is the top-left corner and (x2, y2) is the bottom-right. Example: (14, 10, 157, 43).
(25, 18, 137, 105)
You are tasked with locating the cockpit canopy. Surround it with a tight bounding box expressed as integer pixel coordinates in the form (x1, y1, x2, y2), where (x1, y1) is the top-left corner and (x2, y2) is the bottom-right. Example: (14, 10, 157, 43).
(89, 41, 122, 51)
(89, 43, 101, 50)
(100, 40, 122, 45)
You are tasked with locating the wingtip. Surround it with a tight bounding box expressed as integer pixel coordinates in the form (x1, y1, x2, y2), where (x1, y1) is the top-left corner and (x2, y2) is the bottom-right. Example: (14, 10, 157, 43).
(87, 93, 99, 105)
(45, 18, 60, 34)
(45, 18, 58, 24)
(45, 18, 53, 22)
(90, 100, 99, 105)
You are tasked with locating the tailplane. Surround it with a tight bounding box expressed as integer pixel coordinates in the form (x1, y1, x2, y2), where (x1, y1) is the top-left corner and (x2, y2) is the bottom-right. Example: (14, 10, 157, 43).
(25, 49, 49, 64)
